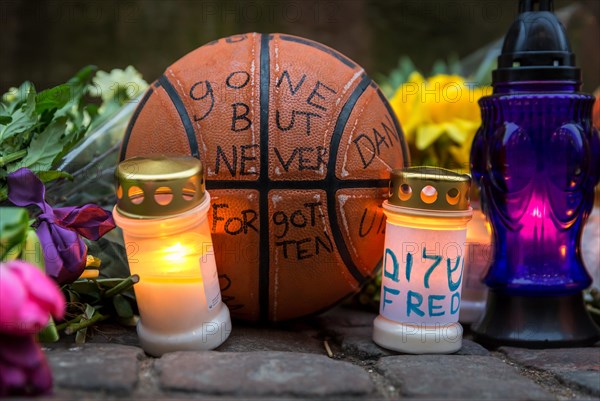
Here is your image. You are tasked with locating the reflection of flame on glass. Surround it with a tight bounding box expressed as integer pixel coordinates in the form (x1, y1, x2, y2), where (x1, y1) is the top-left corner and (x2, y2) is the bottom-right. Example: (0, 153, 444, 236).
(560, 245, 567, 258)
(163, 242, 193, 264)
(531, 205, 542, 218)
(521, 197, 550, 242)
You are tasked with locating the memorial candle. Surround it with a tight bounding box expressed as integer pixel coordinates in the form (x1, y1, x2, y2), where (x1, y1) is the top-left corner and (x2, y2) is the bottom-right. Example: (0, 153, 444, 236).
(373, 167, 473, 354)
(113, 156, 231, 356)
(470, 0, 600, 346)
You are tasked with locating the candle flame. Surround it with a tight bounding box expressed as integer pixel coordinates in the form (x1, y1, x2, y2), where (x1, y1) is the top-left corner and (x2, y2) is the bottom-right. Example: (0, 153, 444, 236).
(163, 242, 193, 263)
(559, 245, 567, 257)
(531, 205, 542, 218)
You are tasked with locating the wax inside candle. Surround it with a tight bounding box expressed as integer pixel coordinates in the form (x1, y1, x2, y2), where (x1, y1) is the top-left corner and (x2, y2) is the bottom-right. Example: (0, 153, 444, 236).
(121, 219, 222, 334)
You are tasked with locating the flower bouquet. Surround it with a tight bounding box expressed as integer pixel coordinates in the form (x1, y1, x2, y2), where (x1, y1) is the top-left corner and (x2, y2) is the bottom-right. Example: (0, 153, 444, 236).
(0, 66, 148, 354)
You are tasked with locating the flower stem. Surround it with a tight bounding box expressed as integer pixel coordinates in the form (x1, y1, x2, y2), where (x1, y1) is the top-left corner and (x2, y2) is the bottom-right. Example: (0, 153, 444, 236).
(65, 312, 108, 335)
(103, 274, 139, 298)
(55, 315, 83, 331)
(0, 149, 27, 167)
(38, 317, 60, 343)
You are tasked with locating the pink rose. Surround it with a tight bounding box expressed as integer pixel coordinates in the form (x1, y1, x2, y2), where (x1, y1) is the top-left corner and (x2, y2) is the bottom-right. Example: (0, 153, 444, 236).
(0, 260, 65, 396)
(0, 260, 65, 335)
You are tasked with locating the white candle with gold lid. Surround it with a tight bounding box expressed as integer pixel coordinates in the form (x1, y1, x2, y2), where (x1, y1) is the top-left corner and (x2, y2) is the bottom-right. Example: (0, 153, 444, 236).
(373, 167, 473, 354)
(113, 156, 231, 356)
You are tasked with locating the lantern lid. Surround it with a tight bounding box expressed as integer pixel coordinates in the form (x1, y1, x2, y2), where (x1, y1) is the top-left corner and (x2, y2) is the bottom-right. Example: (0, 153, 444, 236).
(388, 166, 471, 212)
(115, 156, 206, 219)
(493, 0, 580, 83)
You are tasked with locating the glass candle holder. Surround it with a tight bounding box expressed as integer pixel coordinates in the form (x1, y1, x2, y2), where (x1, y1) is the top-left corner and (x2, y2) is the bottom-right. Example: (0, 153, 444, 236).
(470, 0, 600, 346)
(373, 167, 473, 354)
(113, 156, 231, 356)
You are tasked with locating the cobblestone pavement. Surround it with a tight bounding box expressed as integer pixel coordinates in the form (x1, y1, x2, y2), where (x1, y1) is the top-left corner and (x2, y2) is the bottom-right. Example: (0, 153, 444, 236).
(41, 306, 600, 400)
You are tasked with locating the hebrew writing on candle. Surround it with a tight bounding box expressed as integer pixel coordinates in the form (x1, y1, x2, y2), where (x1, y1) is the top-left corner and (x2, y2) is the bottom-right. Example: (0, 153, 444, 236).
(381, 237, 465, 325)
(373, 167, 473, 354)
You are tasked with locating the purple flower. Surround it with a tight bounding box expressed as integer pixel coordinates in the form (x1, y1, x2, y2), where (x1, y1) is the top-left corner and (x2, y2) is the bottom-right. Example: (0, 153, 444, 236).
(7, 168, 116, 284)
(0, 260, 65, 396)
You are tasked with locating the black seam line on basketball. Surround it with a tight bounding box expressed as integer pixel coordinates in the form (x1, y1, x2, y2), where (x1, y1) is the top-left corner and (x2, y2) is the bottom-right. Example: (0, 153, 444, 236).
(279, 34, 356, 69)
(206, 178, 390, 190)
(119, 87, 154, 161)
(326, 74, 372, 285)
(157, 75, 200, 159)
(376, 87, 410, 167)
(258, 33, 271, 322)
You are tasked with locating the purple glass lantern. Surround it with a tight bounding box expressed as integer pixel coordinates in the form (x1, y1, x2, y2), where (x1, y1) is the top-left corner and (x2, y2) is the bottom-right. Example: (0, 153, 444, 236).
(471, 0, 600, 347)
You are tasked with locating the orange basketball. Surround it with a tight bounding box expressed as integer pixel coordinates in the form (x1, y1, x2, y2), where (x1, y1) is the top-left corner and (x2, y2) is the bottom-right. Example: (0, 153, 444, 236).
(121, 33, 408, 321)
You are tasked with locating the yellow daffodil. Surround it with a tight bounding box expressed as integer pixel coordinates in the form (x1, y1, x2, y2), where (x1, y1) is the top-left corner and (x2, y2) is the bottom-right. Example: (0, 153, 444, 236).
(390, 73, 491, 167)
(389, 72, 426, 143)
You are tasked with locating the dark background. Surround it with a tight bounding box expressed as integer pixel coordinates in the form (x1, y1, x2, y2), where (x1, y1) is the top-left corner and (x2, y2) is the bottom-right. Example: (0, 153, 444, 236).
(1, 0, 599, 93)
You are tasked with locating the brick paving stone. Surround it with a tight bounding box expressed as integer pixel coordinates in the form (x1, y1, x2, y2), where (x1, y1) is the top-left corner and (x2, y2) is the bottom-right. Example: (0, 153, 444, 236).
(317, 306, 376, 328)
(376, 355, 553, 400)
(342, 333, 396, 359)
(46, 343, 143, 394)
(554, 371, 600, 397)
(156, 351, 375, 397)
(339, 326, 488, 359)
(500, 347, 600, 396)
(500, 347, 600, 371)
(455, 339, 490, 356)
(216, 325, 324, 354)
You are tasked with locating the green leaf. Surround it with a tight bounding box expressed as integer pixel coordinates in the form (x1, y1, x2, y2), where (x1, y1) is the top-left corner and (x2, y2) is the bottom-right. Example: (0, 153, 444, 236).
(399, 56, 416, 78)
(112, 294, 133, 318)
(68, 280, 98, 294)
(431, 59, 448, 75)
(85, 103, 99, 121)
(2, 82, 34, 113)
(87, 234, 131, 280)
(15, 118, 66, 171)
(84, 303, 96, 318)
(37, 170, 73, 183)
(21, 228, 45, 268)
(0, 84, 37, 142)
(54, 65, 98, 120)
(72, 65, 98, 86)
(2, 244, 22, 262)
(74, 304, 96, 344)
(448, 54, 463, 76)
(38, 317, 60, 343)
(0, 116, 12, 125)
(66, 289, 80, 304)
(35, 84, 71, 114)
(75, 327, 87, 344)
(0, 207, 30, 261)
(53, 124, 87, 165)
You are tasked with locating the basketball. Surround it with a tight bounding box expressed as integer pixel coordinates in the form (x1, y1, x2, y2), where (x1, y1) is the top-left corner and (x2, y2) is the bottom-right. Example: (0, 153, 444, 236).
(120, 33, 408, 321)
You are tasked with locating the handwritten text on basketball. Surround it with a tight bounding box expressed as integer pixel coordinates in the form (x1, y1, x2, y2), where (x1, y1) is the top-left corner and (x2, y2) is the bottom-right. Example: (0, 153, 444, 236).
(273, 202, 333, 260)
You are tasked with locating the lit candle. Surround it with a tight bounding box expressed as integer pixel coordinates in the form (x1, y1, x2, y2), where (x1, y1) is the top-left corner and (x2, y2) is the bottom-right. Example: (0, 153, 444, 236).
(113, 156, 231, 356)
(373, 167, 473, 354)
(460, 206, 492, 324)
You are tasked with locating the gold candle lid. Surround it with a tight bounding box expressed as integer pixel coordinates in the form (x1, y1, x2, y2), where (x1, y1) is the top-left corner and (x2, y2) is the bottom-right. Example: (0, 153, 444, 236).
(115, 156, 206, 219)
(388, 166, 471, 211)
